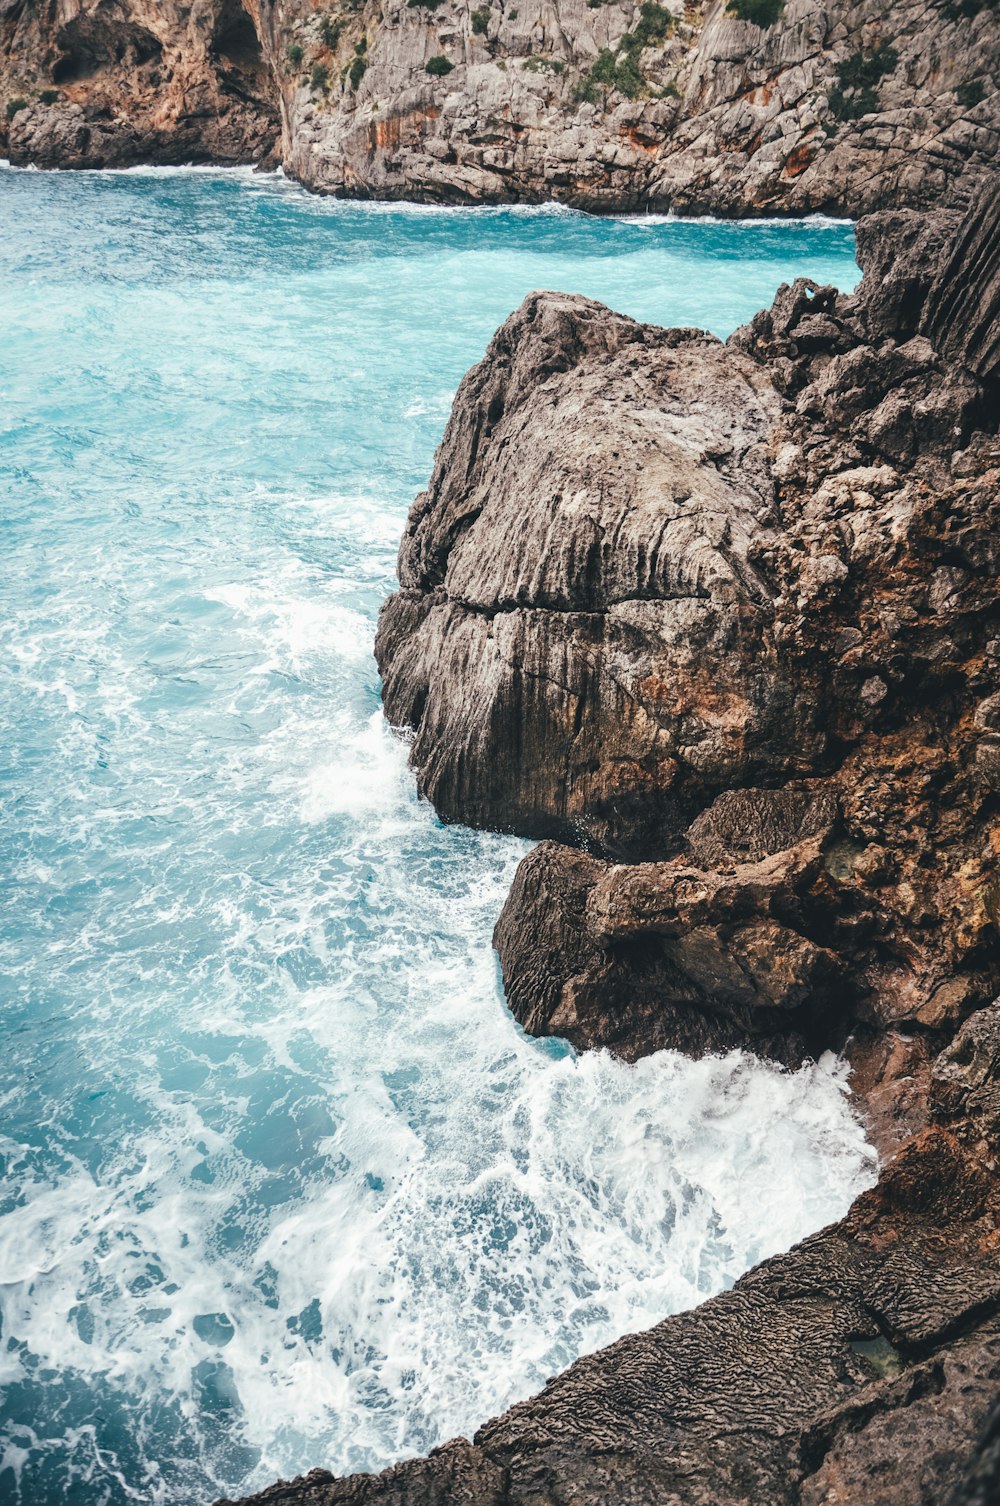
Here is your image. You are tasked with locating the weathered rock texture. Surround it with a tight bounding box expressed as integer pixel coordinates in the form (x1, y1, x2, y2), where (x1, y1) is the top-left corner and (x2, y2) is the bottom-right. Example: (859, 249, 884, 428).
(0, 0, 280, 167)
(379, 181, 1000, 1137)
(2, 0, 998, 215)
(223, 167, 1000, 1506)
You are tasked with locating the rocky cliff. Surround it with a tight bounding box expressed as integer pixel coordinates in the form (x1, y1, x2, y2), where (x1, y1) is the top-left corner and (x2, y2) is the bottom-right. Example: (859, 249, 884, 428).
(217, 178, 1000, 1506)
(2, 0, 998, 214)
(378, 182, 1000, 1153)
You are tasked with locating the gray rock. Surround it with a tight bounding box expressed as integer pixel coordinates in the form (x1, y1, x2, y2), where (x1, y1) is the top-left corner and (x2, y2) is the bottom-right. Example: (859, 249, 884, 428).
(3, 0, 999, 215)
(376, 291, 800, 858)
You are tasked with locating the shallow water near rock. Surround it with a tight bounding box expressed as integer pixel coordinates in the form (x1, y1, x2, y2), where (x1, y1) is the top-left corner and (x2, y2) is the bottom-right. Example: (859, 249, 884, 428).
(0, 166, 872, 1506)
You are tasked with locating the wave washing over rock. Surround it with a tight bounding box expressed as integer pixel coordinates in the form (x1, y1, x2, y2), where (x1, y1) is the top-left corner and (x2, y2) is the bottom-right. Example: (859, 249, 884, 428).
(0, 174, 878, 1506)
(1, 0, 998, 214)
(228, 179, 1000, 1505)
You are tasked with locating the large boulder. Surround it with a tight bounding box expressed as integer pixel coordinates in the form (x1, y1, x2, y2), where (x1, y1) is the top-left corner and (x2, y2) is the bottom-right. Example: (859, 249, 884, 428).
(376, 292, 800, 858)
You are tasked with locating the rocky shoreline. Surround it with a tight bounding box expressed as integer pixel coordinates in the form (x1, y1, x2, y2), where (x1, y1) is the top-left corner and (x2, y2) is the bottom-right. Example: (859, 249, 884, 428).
(219, 178, 1000, 1505)
(6, 1, 996, 1494)
(1, 0, 998, 216)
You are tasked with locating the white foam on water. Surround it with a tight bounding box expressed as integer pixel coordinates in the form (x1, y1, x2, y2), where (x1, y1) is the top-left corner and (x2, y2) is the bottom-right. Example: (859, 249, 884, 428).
(0, 171, 868, 1505)
(0, 646, 878, 1495)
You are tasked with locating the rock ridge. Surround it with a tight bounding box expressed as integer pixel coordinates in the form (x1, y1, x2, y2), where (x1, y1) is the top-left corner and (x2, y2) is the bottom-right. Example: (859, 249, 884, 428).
(3, 0, 999, 216)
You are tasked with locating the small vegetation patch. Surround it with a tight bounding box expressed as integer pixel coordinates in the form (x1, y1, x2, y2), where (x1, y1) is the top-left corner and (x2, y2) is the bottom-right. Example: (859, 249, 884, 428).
(573, 4, 673, 103)
(311, 61, 331, 90)
(956, 77, 986, 107)
(286, 41, 304, 65)
(5, 97, 27, 119)
(626, 2, 673, 49)
(408, 0, 446, 8)
(318, 13, 343, 47)
(426, 53, 454, 74)
(828, 42, 898, 120)
(575, 48, 638, 100)
(524, 54, 564, 72)
(726, 0, 784, 25)
(471, 6, 490, 32)
(38, 89, 61, 105)
(349, 52, 367, 87)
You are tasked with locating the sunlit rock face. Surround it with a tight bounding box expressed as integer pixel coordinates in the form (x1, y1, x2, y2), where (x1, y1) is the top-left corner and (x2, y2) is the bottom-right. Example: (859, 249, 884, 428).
(2, 0, 998, 215)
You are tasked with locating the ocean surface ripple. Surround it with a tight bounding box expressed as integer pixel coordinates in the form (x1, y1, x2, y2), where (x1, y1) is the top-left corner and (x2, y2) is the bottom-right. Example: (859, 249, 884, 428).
(0, 166, 873, 1505)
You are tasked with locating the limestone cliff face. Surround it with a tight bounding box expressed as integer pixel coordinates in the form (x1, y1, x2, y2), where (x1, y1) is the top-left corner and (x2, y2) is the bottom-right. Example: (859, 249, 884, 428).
(2, 0, 998, 215)
(0, 0, 279, 166)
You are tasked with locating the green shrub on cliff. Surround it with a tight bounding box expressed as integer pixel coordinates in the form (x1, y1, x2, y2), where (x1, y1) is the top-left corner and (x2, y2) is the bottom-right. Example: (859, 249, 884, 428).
(726, 0, 784, 25)
(286, 42, 304, 66)
(408, 0, 445, 9)
(829, 43, 898, 120)
(311, 62, 331, 90)
(524, 54, 564, 72)
(349, 53, 367, 87)
(574, 48, 640, 101)
(471, 7, 491, 33)
(627, 2, 673, 47)
(426, 54, 454, 74)
(39, 89, 60, 105)
(318, 14, 342, 47)
(5, 97, 27, 119)
(574, 3, 672, 102)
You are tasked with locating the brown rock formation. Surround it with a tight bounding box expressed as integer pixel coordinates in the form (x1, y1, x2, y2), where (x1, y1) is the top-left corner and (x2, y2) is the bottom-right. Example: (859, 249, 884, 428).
(0, 0, 279, 168)
(3, 0, 999, 216)
(377, 187, 1000, 1143)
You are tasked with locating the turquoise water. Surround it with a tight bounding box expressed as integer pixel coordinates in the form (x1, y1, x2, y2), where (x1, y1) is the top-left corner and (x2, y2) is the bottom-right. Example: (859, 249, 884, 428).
(0, 166, 872, 1506)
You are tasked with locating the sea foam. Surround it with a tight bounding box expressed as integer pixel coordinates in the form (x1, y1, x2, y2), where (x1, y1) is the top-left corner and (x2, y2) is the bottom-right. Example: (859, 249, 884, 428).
(0, 165, 869, 1505)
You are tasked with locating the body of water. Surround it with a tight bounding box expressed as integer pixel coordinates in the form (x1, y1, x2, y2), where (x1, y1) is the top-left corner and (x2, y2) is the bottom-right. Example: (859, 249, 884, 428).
(0, 167, 872, 1505)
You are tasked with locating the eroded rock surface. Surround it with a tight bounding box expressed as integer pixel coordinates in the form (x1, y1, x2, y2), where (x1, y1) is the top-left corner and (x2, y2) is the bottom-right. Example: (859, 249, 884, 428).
(380, 184, 1000, 1105)
(3, 0, 999, 215)
(0, 0, 280, 168)
(377, 297, 790, 855)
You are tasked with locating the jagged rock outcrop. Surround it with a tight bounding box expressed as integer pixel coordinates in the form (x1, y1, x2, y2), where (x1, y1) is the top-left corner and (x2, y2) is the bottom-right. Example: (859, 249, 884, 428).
(221, 166, 1000, 1506)
(378, 186, 1000, 1127)
(3, 0, 999, 216)
(377, 297, 793, 856)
